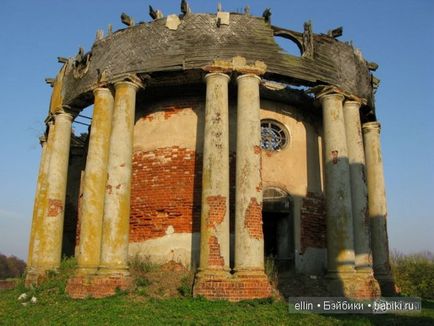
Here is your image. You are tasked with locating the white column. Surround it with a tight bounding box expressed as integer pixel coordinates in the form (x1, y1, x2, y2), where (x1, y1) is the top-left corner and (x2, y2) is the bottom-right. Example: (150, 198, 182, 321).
(320, 93, 355, 277)
(37, 110, 73, 271)
(26, 126, 51, 275)
(234, 74, 264, 274)
(198, 73, 231, 275)
(343, 100, 373, 272)
(99, 81, 139, 274)
(76, 87, 114, 274)
(363, 121, 394, 294)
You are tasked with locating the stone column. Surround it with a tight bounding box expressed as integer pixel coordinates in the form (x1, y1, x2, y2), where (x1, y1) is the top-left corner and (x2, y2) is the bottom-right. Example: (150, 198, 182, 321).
(234, 74, 265, 275)
(343, 100, 373, 272)
(76, 87, 114, 274)
(319, 93, 356, 282)
(37, 110, 73, 271)
(99, 80, 139, 274)
(198, 73, 230, 275)
(363, 121, 394, 294)
(26, 125, 51, 278)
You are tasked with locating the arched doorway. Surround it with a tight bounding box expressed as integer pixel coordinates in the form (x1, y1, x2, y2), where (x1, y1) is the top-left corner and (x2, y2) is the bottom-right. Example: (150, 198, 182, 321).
(262, 187, 294, 271)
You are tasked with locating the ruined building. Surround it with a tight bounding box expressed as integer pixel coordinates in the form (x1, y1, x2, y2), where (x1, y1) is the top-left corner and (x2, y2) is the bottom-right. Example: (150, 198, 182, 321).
(26, 5, 395, 300)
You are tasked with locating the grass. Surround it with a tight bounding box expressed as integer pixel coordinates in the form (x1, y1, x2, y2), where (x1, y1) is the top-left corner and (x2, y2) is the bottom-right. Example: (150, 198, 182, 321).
(1, 257, 433, 325)
(1, 281, 433, 325)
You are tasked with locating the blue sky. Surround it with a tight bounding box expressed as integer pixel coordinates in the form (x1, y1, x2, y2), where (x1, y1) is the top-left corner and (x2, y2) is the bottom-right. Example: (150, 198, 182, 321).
(0, 0, 433, 259)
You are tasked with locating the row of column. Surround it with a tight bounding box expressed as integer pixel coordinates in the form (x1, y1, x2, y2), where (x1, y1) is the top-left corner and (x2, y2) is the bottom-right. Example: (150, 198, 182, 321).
(198, 72, 265, 277)
(28, 74, 391, 287)
(27, 79, 141, 279)
(319, 93, 392, 284)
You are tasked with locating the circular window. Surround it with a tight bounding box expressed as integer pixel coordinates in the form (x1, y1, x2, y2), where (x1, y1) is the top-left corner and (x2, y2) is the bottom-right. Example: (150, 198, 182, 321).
(260, 120, 289, 151)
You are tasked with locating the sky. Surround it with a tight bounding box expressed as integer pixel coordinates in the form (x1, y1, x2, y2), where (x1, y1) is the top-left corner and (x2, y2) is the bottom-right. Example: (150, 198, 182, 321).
(0, 0, 433, 260)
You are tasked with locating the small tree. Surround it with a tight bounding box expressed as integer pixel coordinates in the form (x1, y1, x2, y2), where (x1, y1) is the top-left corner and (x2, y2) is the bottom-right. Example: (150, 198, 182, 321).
(0, 253, 26, 279)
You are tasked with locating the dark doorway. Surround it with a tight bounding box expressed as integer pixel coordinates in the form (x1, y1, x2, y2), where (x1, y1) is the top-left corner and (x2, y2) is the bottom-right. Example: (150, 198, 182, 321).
(263, 212, 286, 257)
(262, 188, 294, 271)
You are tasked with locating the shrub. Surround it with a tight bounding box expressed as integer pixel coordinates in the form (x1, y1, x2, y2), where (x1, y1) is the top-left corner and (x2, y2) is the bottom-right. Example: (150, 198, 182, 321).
(391, 250, 434, 299)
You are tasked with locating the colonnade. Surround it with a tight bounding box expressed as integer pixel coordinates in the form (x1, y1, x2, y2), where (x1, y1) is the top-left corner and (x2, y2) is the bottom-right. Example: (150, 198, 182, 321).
(27, 74, 392, 296)
(318, 91, 393, 295)
(26, 78, 141, 283)
(198, 72, 266, 279)
(27, 71, 269, 284)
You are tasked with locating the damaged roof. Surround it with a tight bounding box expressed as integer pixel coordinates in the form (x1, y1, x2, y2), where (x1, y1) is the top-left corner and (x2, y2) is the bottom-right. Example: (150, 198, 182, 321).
(55, 13, 376, 110)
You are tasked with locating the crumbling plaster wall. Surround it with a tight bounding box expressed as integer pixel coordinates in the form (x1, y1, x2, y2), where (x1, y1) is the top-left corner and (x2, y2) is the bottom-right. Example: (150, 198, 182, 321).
(127, 95, 326, 272)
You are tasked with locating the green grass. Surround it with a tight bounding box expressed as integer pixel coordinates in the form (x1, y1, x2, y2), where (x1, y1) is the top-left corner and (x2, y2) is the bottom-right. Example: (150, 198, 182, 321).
(1, 257, 433, 325)
(1, 283, 433, 325)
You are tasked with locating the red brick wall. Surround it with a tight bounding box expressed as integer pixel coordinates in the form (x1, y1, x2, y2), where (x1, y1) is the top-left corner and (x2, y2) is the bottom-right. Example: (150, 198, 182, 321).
(206, 195, 227, 267)
(300, 192, 326, 253)
(194, 275, 273, 301)
(244, 198, 263, 240)
(130, 147, 202, 242)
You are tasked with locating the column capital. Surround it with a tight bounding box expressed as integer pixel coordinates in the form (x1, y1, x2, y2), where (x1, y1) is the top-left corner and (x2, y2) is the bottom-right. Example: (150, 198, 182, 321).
(54, 107, 74, 121)
(204, 72, 230, 82)
(203, 56, 267, 75)
(311, 85, 367, 106)
(362, 121, 381, 133)
(93, 86, 113, 96)
(112, 74, 144, 90)
(344, 99, 362, 107)
(38, 135, 47, 146)
(45, 119, 54, 127)
(236, 73, 261, 83)
(317, 92, 345, 103)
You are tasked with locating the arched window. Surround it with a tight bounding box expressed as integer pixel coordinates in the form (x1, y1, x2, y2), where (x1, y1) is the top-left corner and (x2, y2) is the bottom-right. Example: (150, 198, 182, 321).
(260, 119, 289, 151)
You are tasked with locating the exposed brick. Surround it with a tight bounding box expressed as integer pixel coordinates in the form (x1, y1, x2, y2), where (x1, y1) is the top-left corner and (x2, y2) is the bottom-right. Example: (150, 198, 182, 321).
(47, 198, 63, 217)
(244, 197, 263, 240)
(193, 273, 272, 301)
(206, 195, 226, 229)
(206, 195, 226, 267)
(66, 275, 133, 299)
(208, 236, 224, 267)
(130, 147, 202, 242)
(300, 192, 326, 253)
(163, 106, 183, 120)
(142, 115, 154, 122)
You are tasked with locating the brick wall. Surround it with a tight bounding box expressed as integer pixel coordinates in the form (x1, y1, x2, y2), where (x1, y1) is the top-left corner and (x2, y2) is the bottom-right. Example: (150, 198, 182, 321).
(300, 192, 326, 253)
(130, 147, 202, 242)
(193, 274, 273, 301)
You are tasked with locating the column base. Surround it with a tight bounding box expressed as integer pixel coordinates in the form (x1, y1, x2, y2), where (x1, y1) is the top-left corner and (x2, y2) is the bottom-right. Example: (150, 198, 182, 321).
(66, 274, 134, 299)
(25, 269, 44, 287)
(375, 273, 397, 296)
(193, 269, 272, 302)
(76, 266, 99, 275)
(25, 266, 57, 287)
(195, 269, 231, 279)
(97, 265, 130, 276)
(326, 271, 381, 299)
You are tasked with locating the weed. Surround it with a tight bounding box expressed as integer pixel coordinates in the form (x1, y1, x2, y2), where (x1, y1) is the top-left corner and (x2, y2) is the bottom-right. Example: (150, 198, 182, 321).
(265, 255, 278, 286)
(136, 276, 151, 287)
(129, 255, 158, 274)
(239, 297, 274, 306)
(177, 274, 193, 297)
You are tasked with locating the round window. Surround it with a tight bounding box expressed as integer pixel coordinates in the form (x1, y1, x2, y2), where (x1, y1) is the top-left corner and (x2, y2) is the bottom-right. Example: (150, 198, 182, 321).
(260, 119, 289, 151)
